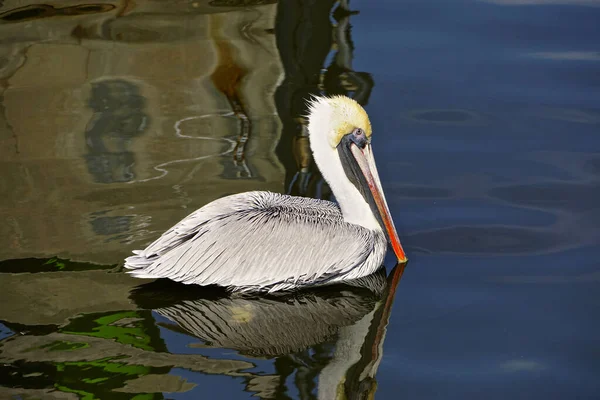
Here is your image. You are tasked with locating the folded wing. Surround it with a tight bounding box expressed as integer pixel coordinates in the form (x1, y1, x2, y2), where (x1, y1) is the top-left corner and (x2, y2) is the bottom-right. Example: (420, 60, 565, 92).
(125, 191, 376, 292)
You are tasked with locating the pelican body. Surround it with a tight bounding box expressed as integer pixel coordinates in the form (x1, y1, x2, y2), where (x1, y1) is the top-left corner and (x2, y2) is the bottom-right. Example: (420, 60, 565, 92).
(125, 96, 406, 292)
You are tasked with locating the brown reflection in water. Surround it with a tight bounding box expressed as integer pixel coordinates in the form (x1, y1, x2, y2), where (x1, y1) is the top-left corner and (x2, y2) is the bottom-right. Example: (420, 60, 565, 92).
(0, 267, 138, 326)
(210, 17, 254, 179)
(0, 0, 376, 262)
(85, 79, 148, 184)
(275, 0, 374, 198)
(0, 2, 284, 264)
(210, 0, 278, 6)
(0, 4, 116, 23)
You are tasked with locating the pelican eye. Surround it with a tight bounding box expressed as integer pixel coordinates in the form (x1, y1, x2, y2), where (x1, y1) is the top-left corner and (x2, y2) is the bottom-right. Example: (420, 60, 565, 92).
(349, 128, 368, 148)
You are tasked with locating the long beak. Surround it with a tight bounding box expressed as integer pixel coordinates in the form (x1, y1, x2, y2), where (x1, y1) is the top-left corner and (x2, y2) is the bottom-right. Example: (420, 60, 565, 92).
(350, 143, 407, 262)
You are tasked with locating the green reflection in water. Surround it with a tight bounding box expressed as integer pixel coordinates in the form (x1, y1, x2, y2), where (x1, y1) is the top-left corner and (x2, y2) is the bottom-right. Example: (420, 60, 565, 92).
(49, 310, 168, 398)
(53, 357, 163, 400)
(1, 308, 169, 398)
(38, 340, 90, 352)
(62, 310, 161, 352)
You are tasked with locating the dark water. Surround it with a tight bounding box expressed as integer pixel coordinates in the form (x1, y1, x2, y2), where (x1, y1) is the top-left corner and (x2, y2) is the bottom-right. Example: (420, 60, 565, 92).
(1, 0, 599, 399)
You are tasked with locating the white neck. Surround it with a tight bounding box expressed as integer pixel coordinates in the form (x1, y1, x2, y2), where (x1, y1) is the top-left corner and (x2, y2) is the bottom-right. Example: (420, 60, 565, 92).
(308, 121, 381, 232)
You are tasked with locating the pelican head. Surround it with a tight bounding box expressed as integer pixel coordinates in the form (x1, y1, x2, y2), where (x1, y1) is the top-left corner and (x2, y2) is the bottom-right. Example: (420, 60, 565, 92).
(307, 95, 407, 263)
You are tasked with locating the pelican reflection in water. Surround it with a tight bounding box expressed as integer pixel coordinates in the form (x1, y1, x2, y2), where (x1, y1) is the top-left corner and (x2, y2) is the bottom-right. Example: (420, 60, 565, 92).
(131, 264, 407, 399)
(125, 96, 406, 292)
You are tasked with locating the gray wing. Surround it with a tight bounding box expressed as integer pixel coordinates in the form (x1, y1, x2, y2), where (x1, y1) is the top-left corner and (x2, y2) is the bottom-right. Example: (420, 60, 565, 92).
(125, 191, 377, 292)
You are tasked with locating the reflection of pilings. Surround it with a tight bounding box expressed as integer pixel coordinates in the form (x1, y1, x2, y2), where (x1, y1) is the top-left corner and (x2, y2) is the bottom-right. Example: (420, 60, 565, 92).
(231, 98, 253, 178)
(324, 4, 374, 105)
(274, 0, 337, 196)
(211, 19, 254, 179)
(274, 0, 374, 199)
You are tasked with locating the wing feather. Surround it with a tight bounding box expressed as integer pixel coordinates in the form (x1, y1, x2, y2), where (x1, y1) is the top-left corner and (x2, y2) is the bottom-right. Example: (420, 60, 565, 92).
(125, 191, 380, 292)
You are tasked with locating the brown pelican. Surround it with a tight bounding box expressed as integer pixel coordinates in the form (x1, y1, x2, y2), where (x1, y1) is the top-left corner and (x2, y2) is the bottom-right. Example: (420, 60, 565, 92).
(125, 95, 407, 292)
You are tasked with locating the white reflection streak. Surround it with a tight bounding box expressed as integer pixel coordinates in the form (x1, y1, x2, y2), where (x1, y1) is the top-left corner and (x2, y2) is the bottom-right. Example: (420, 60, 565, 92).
(500, 360, 546, 372)
(129, 113, 237, 184)
(529, 51, 600, 61)
(481, 0, 600, 5)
